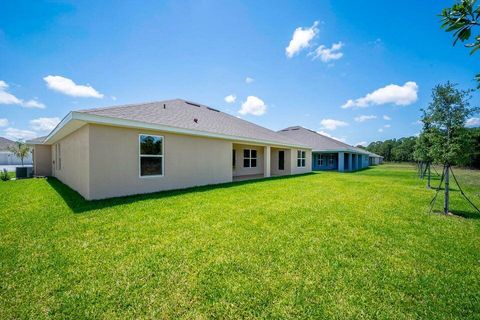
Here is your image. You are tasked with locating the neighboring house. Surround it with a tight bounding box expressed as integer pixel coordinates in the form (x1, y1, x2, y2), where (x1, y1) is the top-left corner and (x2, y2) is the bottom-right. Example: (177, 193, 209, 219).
(30, 99, 312, 200)
(0, 137, 33, 166)
(27, 136, 48, 175)
(277, 126, 370, 172)
(364, 150, 384, 165)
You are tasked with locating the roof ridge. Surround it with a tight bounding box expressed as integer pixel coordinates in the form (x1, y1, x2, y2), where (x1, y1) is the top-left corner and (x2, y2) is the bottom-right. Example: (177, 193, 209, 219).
(77, 99, 185, 113)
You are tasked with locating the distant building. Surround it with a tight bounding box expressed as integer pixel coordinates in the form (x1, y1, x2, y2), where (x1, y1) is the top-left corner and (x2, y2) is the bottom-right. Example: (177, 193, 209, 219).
(0, 137, 33, 165)
(278, 126, 371, 171)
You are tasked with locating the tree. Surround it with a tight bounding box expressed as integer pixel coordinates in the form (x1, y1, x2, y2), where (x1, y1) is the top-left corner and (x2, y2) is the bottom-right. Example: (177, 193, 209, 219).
(392, 137, 417, 162)
(440, 0, 480, 86)
(414, 111, 435, 187)
(424, 82, 478, 214)
(7, 141, 31, 167)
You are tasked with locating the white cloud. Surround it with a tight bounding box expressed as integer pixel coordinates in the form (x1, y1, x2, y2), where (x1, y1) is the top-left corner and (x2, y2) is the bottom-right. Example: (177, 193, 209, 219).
(320, 118, 349, 130)
(466, 117, 480, 127)
(0, 80, 22, 105)
(413, 120, 423, 125)
(354, 115, 377, 122)
(239, 96, 267, 116)
(29, 117, 60, 132)
(245, 77, 254, 84)
(342, 81, 418, 109)
(111, 96, 117, 101)
(355, 141, 368, 147)
(378, 123, 391, 133)
(22, 99, 46, 109)
(285, 21, 319, 58)
(317, 130, 346, 143)
(310, 41, 344, 62)
(0, 80, 45, 108)
(0, 118, 8, 127)
(224, 94, 236, 104)
(43, 75, 103, 98)
(3, 127, 37, 141)
(383, 115, 391, 120)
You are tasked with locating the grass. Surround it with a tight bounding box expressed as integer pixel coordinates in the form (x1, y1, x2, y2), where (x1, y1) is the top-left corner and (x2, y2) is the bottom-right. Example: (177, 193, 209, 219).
(0, 163, 479, 319)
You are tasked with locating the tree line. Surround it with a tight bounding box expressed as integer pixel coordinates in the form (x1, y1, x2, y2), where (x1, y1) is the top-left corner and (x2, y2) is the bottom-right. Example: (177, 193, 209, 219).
(359, 127, 480, 168)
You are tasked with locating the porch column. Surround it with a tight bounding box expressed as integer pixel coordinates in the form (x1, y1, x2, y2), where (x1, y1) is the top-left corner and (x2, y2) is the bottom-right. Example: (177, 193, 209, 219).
(338, 152, 344, 172)
(348, 153, 352, 171)
(264, 146, 271, 177)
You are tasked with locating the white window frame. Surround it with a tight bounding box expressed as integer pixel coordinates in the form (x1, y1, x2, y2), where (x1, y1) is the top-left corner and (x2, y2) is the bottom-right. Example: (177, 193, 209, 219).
(329, 155, 334, 166)
(317, 155, 324, 166)
(139, 134, 164, 178)
(243, 149, 257, 168)
(297, 150, 306, 167)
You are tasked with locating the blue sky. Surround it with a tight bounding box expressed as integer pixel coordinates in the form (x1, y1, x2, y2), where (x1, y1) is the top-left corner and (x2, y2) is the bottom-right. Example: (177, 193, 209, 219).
(1, 0, 479, 145)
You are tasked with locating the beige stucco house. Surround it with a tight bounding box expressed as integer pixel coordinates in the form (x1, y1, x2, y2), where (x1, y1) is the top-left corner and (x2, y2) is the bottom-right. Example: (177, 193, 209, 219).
(30, 99, 312, 200)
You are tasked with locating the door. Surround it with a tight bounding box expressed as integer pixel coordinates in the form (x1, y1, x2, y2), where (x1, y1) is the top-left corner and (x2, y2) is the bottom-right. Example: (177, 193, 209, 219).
(278, 150, 285, 170)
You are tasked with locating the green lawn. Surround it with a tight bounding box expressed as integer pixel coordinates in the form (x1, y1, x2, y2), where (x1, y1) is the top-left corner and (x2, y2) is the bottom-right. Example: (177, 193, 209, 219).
(1, 164, 479, 319)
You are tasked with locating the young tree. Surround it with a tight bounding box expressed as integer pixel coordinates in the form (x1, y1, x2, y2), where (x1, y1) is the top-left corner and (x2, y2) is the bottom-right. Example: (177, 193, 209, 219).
(425, 82, 478, 214)
(414, 111, 434, 187)
(8, 141, 31, 167)
(440, 0, 480, 87)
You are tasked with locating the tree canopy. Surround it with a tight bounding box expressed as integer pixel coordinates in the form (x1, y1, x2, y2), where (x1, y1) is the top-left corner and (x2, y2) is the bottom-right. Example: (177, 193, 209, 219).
(440, 0, 480, 86)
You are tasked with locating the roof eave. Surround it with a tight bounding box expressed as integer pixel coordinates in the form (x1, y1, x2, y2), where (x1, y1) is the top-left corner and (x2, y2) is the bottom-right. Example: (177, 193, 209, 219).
(45, 111, 311, 149)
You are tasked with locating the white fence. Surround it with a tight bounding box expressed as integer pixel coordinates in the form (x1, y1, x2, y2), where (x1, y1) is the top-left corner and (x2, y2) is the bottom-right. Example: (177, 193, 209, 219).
(0, 151, 33, 166)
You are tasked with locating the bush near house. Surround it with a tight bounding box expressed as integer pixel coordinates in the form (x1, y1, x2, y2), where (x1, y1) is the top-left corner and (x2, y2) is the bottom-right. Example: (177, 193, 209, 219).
(0, 164, 479, 319)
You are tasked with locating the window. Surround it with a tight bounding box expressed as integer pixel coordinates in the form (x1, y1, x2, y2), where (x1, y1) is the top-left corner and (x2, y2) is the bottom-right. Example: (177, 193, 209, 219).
(297, 150, 306, 167)
(55, 143, 61, 170)
(278, 150, 285, 170)
(232, 150, 236, 167)
(329, 155, 334, 166)
(317, 155, 324, 166)
(243, 149, 257, 168)
(139, 134, 163, 177)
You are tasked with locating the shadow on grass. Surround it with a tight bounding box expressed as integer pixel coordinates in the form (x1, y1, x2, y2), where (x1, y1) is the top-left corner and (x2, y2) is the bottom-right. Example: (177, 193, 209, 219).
(451, 210, 480, 220)
(47, 173, 315, 214)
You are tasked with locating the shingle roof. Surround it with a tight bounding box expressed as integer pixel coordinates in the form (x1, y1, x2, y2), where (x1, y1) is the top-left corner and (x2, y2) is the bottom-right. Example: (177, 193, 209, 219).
(26, 136, 47, 145)
(77, 99, 308, 148)
(0, 137, 14, 151)
(362, 150, 384, 158)
(277, 126, 370, 155)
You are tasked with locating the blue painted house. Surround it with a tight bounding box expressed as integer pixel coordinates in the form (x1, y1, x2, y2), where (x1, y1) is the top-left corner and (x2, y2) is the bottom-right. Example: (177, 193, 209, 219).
(278, 126, 370, 172)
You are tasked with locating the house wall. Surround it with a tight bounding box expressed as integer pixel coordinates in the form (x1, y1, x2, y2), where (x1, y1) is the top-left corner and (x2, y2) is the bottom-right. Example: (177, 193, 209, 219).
(88, 124, 233, 200)
(52, 125, 90, 199)
(270, 148, 292, 176)
(312, 152, 338, 171)
(33, 144, 51, 176)
(363, 155, 369, 168)
(232, 143, 264, 177)
(290, 148, 312, 175)
(369, 156, 381, 165)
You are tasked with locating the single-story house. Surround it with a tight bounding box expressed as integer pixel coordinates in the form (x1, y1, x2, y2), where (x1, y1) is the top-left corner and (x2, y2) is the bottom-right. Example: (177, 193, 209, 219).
(277, 126, 370, 172)
(364, 150, 384, 165)
(26, 136, 48, 174)
(0, 137, 33, 166)
(30, 99, 312, 200)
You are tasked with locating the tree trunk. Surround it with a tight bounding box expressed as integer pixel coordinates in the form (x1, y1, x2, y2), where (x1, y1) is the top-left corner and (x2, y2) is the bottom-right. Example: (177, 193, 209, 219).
(444, 164, 450, 215)
(427, 163, 431, 189)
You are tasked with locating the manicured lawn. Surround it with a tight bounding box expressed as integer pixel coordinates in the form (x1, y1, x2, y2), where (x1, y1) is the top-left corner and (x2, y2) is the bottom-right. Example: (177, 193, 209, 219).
(1, 164, 479, 319)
